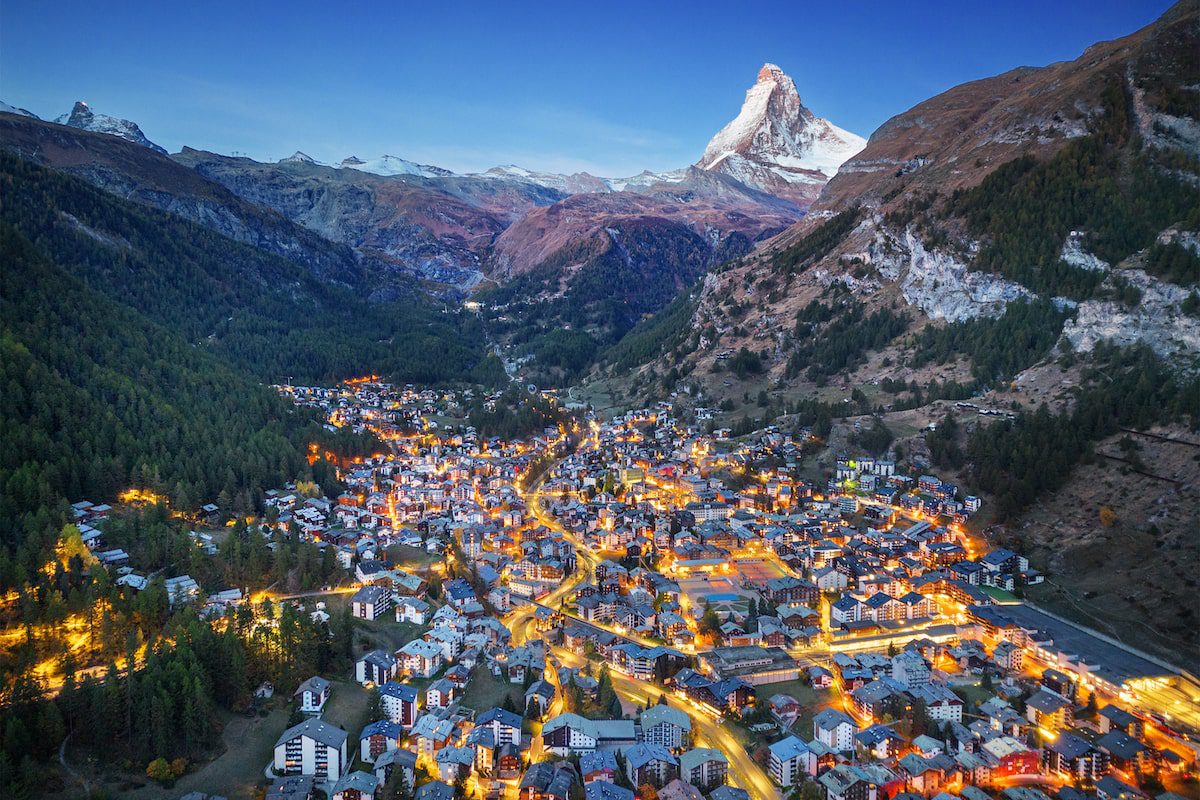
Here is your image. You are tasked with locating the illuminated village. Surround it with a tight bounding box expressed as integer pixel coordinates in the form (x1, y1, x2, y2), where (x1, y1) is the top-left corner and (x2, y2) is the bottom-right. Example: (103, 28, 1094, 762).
(30, 379, 1200, 800)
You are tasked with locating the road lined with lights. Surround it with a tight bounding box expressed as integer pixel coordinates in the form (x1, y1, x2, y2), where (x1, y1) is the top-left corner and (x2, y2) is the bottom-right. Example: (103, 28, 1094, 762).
(506, 430, 780, 799)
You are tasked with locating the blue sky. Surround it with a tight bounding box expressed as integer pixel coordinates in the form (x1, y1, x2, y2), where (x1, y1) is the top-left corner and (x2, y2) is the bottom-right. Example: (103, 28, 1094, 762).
(0, 0, 1174, 176)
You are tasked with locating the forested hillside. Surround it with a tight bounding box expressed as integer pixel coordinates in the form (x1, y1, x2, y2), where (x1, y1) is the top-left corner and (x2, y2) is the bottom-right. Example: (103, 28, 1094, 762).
(0, 154, 507, 589)
(0, 221, 372, 585)
(0, 154, 497, 386)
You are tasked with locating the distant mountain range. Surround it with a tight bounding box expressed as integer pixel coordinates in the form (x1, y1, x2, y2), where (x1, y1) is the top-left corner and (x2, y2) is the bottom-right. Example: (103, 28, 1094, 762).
(0, 64, 862, 302)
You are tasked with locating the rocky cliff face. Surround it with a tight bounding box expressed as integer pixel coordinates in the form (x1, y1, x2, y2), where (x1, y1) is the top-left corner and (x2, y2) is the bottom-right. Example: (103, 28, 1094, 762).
(875, 228, 1031, 322)
(696, 64, 865, 207)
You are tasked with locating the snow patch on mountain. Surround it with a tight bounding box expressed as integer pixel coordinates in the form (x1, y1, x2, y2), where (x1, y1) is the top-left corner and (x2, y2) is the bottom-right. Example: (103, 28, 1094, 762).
(340, 155, 454, 178)
(0, 100, 38, 118)
(479, 165, 612, 194)
(54, 101, 166, 154)
(607, 169, 689, 192)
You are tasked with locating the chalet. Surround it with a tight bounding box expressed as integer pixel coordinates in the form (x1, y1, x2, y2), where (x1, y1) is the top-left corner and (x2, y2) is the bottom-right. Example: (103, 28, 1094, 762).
(541, 713, 636, 756)
(330, 770, 378, 800)
(855, 725, 905, 760)
(379, 681, 419, 727)
(475, 707, 524, 746)
(817, 763, 897, 800)
(769, 736, 814, 787)
(1096, 776, 1148, 800)
(398, 639, 443, 678)
(435, 746, 474, 783)
(425, 678, 456, 709)
(678, 747, 727, 791)
(980, 736, 1039, 779)
(1098, 705, 1144, 738)
(411, 712, 462, 758)
(625, 743, 679, 789)
(519, 761, 577, 800)
(639, 704, 692, 749)
(525, 680, 556, 718)
(1025, 688, 1073, 732)
(581, 750, 619, 784)
(295, 676, 331, 715)
(395, 596, 431, 624)
(1042, 732, 1103, 782)
(374, 753, 417, 796)
(813, 708, 858, 751)
(909, 683, 964, 723)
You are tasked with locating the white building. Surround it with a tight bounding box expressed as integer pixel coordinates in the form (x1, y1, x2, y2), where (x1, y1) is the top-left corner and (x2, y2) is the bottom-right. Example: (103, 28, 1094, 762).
(274, 718, 349, 779)
(294, 676, 331, 714)
(350, 585, 393, 621)
(813, 708, 858, 752)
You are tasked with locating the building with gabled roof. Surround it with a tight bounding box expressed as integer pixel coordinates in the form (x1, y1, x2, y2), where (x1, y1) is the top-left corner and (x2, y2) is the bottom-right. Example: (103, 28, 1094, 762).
(273, 717, 349, 779)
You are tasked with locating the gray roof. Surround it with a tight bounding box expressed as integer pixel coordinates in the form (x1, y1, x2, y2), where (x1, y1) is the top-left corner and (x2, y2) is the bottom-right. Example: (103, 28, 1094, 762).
(624, 742, 677, 770)
(294, 675, 329, 695)
(678, 746, 727, 773)
(330, 771, 378, 796)
(275, 717, 347, 749)
(640, 703, 692, 732)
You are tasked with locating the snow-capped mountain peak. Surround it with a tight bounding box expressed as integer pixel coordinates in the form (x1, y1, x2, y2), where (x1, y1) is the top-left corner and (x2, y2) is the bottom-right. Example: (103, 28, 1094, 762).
(696, 63, 865, 206)
(339, 154, 455, 178)
(280, 151, 318, 164)
(53, 101, 167, 154)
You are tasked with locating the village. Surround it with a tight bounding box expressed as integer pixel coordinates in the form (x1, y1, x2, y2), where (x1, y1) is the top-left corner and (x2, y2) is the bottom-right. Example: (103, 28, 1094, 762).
(59, 379, 1200, 800)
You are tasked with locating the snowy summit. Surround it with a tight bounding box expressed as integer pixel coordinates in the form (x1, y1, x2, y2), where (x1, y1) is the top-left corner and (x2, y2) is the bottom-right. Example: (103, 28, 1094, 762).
(696, 63, 865, 206)
(54, 101, 167, 154)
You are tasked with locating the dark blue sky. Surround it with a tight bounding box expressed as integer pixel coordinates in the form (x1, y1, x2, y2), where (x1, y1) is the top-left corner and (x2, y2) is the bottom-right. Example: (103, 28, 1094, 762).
(0, 0, 1174, 176)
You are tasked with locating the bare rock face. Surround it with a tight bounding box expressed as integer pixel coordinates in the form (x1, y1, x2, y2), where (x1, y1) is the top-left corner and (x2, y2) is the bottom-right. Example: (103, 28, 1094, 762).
(696, 63, 865, 207)
(869, 228, 1030, 321)
(1063, 270, 1200, 362)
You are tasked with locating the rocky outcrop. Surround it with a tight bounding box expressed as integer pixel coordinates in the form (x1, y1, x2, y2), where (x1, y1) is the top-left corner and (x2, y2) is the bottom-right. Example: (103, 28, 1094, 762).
(1063, 269, 1200, 364)
(872, 228, 1029, 321)
(1060, 232, 1111, 272)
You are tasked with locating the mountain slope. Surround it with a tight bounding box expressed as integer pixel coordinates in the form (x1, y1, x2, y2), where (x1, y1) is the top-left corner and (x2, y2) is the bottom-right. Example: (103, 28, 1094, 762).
(696, 63, 866, 206)
(0, 152, 495, 385)
(0, 219, 331, 568)
(0, 112, 387, 294)
(589, 0, 1200, 667)
(174, 148, 566, 290)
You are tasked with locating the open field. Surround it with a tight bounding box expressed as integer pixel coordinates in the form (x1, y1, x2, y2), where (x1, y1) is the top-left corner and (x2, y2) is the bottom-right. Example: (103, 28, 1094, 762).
(386, 543, 440, 571)
(460, 664, 525, 714)
(63, 705, 290, 800)
(356, 618, 425, 654)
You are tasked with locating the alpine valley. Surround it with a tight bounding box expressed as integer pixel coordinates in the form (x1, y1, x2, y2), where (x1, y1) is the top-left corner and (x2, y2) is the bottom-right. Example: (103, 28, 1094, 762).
(1, 3, 1200, 798)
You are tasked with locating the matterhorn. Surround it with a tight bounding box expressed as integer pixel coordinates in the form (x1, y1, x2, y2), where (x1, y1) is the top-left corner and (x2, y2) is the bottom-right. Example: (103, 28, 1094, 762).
(696, 63, 865, 206)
